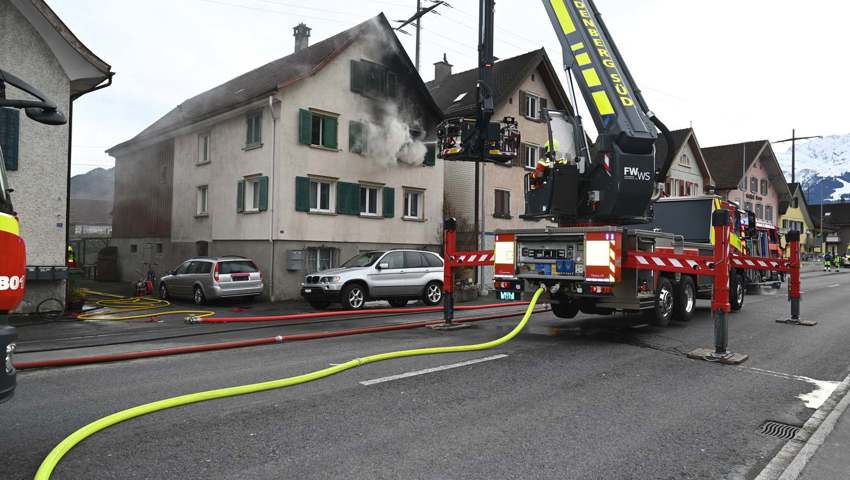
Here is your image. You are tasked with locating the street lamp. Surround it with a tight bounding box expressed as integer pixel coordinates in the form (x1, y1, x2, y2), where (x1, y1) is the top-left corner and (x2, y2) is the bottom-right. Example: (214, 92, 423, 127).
(773, 129, 822, 184)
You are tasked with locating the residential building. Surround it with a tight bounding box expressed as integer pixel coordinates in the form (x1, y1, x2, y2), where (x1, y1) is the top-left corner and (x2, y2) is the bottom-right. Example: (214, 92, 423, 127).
(702, 140, 791, 226)
(108, 16, 443, 300)
(0, 0, 112, 312)
(427, 49, 572, 287)
(655, 128, 714, 197)
(778, 183, 815, 254)
(808, 203, 850, 256)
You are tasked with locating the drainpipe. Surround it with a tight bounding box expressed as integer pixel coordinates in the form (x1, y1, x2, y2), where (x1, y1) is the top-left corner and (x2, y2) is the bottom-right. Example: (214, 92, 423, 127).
(268, 95, 280, 301)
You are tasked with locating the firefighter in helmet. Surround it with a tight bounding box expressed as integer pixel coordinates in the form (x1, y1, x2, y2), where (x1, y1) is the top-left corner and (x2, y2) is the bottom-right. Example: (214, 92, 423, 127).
(530, 139, 560, 190)
(824, 251, 833, 272)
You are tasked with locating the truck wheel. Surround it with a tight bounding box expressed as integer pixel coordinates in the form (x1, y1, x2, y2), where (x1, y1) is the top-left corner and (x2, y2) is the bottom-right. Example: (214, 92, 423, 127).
(551, 300, 579, 319)
(644, 277, 674, 327)
(730, 273, 745, 311)
(673, 276, 695, 322)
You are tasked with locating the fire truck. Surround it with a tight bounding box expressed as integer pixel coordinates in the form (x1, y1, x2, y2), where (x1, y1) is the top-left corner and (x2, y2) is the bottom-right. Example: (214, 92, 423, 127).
(0, 69, 67, 403)
(469, 1, 796, 330)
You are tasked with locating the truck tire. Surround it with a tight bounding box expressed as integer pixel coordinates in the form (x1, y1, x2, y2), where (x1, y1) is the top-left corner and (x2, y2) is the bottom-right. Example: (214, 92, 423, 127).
(551, 300, 579, 319)
(673, 276, 696, 322)
(644, 276, 674, 327)
(730, 273, 745, 311)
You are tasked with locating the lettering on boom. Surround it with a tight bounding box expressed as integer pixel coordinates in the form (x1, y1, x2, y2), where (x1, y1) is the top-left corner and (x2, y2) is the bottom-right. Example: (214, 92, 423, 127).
(571, 0, 635, 108)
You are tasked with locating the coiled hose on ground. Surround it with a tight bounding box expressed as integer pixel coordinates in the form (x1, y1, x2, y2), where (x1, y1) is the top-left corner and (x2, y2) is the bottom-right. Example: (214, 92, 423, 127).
(76, 289, 215, 321)
(34, 287, 545, 479)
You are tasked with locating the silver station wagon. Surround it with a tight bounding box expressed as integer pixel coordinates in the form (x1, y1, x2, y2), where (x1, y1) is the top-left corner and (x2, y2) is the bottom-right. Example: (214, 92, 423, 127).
(301, 250, 444, 310)
(159, 256, 263, 304)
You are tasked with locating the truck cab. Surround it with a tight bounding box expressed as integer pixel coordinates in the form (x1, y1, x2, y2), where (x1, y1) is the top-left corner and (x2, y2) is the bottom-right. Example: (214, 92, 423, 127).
(0, 147, 21, 403)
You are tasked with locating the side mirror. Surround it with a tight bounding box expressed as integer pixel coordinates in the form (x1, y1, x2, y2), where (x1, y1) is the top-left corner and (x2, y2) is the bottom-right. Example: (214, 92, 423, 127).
(378, 262, 389, 270)
(170, 270, 177, 276)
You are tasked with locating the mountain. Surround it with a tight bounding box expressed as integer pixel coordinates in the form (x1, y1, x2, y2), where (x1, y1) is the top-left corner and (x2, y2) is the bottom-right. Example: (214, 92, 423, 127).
(776, 134, 850, 204)
(70, 167, 114, 201)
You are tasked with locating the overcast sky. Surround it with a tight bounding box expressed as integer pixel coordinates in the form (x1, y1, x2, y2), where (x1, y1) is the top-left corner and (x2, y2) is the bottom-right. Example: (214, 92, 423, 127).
(50, 0, 849, 176)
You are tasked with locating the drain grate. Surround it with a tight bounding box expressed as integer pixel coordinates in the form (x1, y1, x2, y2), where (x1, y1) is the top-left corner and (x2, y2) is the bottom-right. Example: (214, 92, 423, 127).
(758, 420, 801, 440)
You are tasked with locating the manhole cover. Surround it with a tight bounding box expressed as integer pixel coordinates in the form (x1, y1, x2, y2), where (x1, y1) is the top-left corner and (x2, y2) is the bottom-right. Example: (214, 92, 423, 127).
(758, 420, 801, 440)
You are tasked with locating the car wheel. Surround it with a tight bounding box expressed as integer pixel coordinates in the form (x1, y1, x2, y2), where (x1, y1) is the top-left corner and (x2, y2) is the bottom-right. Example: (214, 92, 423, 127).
(422, 282, 443, 306)
(643, 276, 674, 327)
(673, 276, 695, 322)
(388, 298, 409, 308)
(551, 300, 579, 319)
(159, 283, 169, 300)
(193, 286, 206, 306)
(341, 283, 367, 310)
(309, 301, 330, 310)
(730, 273, 745, 311)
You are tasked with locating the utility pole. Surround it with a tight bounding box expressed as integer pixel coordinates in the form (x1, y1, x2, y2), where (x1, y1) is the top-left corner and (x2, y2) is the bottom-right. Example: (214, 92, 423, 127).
(394, 1, 446, 72)
(773, 130, 822, 184)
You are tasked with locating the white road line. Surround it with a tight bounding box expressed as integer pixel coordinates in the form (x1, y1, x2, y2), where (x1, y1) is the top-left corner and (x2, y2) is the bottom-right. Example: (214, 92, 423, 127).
(827, 283, 840, 288)
(359, 354, 508, 386)
(738, 366, 840, 409)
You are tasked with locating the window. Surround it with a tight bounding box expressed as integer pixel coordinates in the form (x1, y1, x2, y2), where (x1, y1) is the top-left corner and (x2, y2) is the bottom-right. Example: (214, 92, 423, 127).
(306, 247, 338, 273)
(381, 251, 405, 269)
(350, 60, 398, 98)
(760, 179, 768, 196)
(156, 243, 163, 254)
(744, 202, 753, 212)
(310, 179, 333, 212)
(198, 133, 210, 164)
(360, 185, 380, 216)
(740, 176, 747, 190)
(424, 252, 444, 267)
(130, 244, 138, 253)
(524, 144, 538, 169)
(525, 93, 539, 119)
(349, 121, 367, 154)
(665, 179, 672, 196)
(755, 203, 763, 219)
(750, 177, 758, 193)
(678, 180, 685, 197)
(0, 107, 20, 172)
(237, 176, 268, 213)
(245, 111, 262, 147)
(196, 185, 208, 215)
(494, 189, 511, 218)
(765, 205, 773, 222)
(403, 189, 423, 219)
(299, 109, 338, 149)
(404, 251, 425, 268)
(782, 219, 788, 229)
(679, 154, 690, 167)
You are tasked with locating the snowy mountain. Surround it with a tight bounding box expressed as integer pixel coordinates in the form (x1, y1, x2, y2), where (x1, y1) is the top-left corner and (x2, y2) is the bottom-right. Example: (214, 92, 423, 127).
(776, 134, 850, 204)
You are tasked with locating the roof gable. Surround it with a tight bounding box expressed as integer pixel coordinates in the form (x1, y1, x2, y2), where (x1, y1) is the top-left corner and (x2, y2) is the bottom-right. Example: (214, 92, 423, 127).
(703, 139, 792, 209)
(654, 128, 713, 185)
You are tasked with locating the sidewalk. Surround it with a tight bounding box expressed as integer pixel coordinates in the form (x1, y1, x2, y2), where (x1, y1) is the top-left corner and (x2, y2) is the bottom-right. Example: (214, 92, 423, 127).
(797, 394, 850, 479)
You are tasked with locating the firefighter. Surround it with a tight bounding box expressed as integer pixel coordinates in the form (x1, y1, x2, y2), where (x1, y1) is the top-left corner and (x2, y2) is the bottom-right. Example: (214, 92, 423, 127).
(67, 244, 77, 269)
(530, 139, 563, 190)
(824, 251, 832, 272)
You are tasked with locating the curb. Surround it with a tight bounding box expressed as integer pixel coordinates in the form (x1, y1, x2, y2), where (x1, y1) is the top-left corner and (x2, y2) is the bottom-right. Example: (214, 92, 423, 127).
(755, 369, 850, 480)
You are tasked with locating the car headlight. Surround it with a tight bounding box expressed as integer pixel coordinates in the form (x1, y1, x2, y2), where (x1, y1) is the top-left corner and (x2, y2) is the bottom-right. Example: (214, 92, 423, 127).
(320, 276, 342, 284)
(5, 343, 15, 375)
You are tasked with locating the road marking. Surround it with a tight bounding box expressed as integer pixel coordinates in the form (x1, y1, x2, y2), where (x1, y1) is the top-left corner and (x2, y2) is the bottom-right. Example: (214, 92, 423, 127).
(359, 354, 508, 386)
(827, 283, 840, 288)
(738, 366, 839, 409)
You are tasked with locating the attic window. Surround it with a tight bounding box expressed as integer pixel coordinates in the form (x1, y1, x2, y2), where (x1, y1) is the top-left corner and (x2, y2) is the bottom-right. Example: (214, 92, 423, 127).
(453, 92, 467, 103)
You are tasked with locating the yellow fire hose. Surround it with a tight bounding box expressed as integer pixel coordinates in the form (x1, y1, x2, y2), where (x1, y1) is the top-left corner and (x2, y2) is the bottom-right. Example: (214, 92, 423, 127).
(75, 289, 215, 321)
(34, 287, 545, 479)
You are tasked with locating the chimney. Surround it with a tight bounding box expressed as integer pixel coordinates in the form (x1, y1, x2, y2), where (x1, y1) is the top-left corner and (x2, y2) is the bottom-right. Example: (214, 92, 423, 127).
(293, 23, 311, 53)
(433, 53, 452, 83)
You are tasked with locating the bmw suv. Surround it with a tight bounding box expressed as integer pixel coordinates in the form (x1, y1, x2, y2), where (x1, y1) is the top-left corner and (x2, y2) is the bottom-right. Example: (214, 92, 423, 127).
(301, 250, 444, 310)
(159, 256, 263, 304)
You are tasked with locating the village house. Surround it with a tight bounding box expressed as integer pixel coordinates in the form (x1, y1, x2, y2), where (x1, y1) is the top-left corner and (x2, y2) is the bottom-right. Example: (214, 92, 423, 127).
(702, 140, 791, 226)
(778, 183, 816, 254)
(655, 128, 714, 197)
(0, 0, 112, 312)
(808, 202, 850, 257)
(427, 49, 572, 287)
(107, 15, 443, 300)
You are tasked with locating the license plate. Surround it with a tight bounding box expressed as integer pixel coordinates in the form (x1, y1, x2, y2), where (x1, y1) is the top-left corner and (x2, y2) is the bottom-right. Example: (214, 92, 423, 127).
(499, 291, 518, 301)
(304, 288, 312, 294)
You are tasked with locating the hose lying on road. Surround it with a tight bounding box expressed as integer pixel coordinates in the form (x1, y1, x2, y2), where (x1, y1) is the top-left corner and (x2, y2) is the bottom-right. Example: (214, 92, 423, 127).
(34, 287, 545, 480)
(76, 290, 216, 321)
(16, 307, 549, 370)
(188, 300, 531, 324)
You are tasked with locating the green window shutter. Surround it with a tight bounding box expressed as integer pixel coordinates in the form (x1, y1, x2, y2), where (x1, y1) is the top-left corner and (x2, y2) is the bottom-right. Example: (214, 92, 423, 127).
(298, 109, 312, 145)
(237, 180, 246, 213)
(350, 60, 366, 93)
(322, 116, 338, 149)
(295, 176, 310, 212)
(382, 187, 395, 218)
(349, 121, 366, 154)
(423, 144, 436, 166)
(0, 108, 20, 171)
(336, 182, 359, 215)
(258, 176, 269, 211)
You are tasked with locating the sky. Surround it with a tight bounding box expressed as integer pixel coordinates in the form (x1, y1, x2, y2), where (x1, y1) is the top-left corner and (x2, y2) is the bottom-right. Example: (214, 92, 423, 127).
(48, 0, 850, 176)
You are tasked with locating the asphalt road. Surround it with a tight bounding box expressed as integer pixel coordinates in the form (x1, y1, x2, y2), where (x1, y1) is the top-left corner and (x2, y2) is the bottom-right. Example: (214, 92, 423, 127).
(3, 267, 850, 479)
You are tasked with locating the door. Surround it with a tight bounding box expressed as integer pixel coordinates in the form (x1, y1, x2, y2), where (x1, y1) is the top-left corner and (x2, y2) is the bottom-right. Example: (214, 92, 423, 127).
(368, 251, 407, 297)
(170, 261, 194, 298)
(184, 261, 207, 295)
(402, 251, 430, 295)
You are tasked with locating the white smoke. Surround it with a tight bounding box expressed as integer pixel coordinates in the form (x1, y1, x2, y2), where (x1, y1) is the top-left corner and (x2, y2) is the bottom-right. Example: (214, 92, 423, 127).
(364, 102, 427, 167)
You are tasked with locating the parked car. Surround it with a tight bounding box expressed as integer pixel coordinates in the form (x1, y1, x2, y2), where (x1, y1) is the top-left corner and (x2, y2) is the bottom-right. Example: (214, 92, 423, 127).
(301, 250, 444, 310)
(159, 256, 263, 305)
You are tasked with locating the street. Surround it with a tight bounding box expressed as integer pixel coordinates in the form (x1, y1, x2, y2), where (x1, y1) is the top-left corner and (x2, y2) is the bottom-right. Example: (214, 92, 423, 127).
(0, 266, 847, 479)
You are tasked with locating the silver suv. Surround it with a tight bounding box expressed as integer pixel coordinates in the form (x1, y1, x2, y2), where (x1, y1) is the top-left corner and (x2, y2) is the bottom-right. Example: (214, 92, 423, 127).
(159, 256, 263, 305)
(301, 250, 444, 310)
